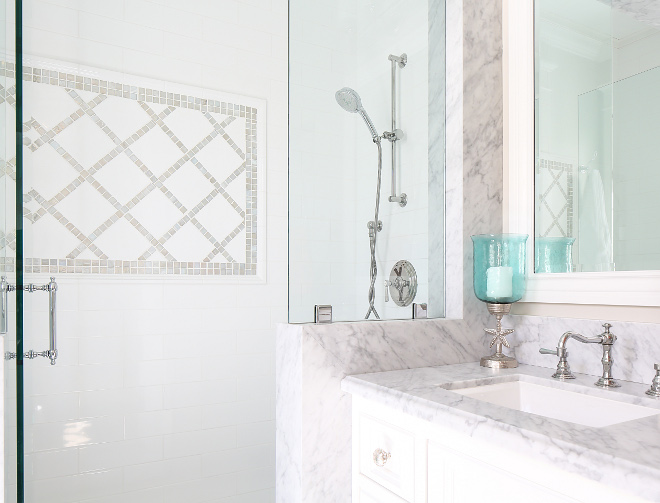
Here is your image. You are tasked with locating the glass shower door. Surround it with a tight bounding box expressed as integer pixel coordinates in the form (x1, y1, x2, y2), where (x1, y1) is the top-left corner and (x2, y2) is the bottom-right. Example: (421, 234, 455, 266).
(2, 0, 18, 501)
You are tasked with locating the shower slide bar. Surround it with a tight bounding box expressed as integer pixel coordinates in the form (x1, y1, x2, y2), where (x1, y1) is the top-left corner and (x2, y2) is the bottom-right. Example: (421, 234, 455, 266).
(3, 276, 58, 365)
(387, 53, 407, 207)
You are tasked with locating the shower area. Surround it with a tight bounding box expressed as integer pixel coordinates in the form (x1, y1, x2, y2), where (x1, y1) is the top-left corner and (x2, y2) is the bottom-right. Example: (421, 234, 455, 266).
(288, 0, 446, 323)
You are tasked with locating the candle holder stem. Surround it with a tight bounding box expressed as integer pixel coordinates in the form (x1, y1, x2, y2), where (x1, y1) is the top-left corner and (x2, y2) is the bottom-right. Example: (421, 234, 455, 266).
(481, 303, 518, 369)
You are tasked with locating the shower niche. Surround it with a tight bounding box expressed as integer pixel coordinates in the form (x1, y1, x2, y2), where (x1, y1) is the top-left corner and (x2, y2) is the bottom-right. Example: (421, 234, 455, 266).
(288, 0, 445, 323)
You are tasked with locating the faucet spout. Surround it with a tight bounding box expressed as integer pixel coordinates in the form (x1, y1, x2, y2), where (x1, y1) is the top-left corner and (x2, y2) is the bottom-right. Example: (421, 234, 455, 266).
(539, 323, 620, 387)
(557, 331, 604, 350)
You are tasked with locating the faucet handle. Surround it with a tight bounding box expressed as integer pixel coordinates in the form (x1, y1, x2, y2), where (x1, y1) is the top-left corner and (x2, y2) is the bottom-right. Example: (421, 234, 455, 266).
(539, 348, 558, 356)
(600, 322, 616, 344)
(646, 364, 660, 397)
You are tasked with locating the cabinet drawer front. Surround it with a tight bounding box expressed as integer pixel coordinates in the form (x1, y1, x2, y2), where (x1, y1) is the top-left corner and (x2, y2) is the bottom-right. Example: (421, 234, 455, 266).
(357, 475, 408, 503)
(358, 414, 415, 502)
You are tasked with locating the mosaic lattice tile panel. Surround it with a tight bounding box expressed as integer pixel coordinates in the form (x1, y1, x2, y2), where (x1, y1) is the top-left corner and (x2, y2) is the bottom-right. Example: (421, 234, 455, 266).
(0, 60, 263, 276)
(535, 158, 574, 238)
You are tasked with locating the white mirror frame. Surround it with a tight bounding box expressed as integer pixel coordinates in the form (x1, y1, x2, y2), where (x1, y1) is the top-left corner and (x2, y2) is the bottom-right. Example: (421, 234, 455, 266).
(503, 0, 660, 307)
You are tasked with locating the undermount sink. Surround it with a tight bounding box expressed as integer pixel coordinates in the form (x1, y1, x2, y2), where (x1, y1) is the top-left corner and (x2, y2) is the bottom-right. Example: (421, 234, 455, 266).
(449, 380, 660, 428)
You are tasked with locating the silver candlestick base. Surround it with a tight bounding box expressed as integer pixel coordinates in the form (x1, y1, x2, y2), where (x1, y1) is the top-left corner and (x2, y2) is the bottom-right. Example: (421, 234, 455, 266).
(480, 302, 518, 369)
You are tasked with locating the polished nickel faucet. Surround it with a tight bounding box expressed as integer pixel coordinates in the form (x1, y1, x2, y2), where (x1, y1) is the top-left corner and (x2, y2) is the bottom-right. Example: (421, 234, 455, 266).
(540, 323, 620, 388)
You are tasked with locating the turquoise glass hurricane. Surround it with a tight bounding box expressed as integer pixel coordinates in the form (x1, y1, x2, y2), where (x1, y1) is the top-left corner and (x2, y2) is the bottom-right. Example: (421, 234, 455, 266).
(535, 237, 575, 273)
(471, 234, 528, 304)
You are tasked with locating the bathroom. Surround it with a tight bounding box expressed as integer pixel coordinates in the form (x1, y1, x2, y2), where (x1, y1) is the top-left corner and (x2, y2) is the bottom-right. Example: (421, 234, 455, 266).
(0, 0, 660, 502)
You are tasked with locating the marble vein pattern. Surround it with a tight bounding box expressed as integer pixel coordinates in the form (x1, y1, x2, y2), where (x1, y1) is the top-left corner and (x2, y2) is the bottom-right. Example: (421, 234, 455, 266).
(342, 362, 660, 502)
(276, 319, 487, 503)
(611, 0, 660, 28)
(511, 314, 660, 386)
(276, 0, 506, 501)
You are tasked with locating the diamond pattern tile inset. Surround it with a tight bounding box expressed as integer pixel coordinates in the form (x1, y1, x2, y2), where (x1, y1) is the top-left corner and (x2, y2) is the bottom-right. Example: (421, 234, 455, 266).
(0, 60, 262, 276)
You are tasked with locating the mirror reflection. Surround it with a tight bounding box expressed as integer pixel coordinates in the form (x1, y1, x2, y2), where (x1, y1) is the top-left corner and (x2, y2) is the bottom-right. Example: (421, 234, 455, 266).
(534, 0, 660, 273)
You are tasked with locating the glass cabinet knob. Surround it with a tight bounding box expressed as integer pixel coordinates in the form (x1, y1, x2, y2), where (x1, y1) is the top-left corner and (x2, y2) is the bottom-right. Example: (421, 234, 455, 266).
(373, 448, 391, 467)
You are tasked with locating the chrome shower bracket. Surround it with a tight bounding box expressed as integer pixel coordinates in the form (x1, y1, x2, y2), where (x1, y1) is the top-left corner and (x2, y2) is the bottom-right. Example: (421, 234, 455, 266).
(3, 276, 59, 365)
(367, 220, 383, 238)
(387, 53, 407, 207)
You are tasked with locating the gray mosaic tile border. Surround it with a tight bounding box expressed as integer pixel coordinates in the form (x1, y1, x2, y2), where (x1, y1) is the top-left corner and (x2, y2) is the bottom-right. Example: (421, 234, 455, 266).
(0, 61, 259, 276)
(536, 158, 574, 238)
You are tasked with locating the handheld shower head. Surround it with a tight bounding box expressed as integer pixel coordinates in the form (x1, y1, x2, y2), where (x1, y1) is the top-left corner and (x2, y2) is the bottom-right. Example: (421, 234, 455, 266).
(335, 87, 380, 140)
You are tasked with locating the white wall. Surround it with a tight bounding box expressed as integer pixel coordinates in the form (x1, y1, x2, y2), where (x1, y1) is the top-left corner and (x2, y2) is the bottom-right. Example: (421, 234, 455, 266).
(3, 1, 287, 502)
(353, 0, 429, 320)
(611, 24, 660, 271)
(288, 0, 359, 323)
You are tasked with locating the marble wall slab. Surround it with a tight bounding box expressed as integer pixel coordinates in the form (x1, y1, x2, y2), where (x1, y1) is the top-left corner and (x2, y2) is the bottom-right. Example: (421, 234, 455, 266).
(276, 0, 506, 501)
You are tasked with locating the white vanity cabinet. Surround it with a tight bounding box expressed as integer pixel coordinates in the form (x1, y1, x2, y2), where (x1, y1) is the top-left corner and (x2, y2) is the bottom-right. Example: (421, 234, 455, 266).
(351, 397, 648, 503)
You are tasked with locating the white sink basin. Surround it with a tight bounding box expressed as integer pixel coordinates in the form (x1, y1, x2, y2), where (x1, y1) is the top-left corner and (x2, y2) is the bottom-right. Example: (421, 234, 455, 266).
(450, 380, 660, 428)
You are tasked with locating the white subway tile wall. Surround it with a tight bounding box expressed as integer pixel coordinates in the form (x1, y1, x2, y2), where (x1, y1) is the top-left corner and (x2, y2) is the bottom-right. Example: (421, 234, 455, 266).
(289, 0, 430, 323)
(3, 0, 287, 501)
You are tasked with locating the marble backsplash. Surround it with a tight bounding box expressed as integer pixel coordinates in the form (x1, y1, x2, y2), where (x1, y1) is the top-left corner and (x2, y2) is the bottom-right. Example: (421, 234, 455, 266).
(512, 314, 660, 386)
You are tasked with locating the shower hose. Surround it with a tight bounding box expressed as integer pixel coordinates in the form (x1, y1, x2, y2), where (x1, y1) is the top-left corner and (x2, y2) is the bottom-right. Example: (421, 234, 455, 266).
(365, 138, 383, 320)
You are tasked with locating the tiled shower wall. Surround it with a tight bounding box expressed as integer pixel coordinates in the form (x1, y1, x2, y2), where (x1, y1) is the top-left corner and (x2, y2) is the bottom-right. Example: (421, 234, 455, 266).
(3, 0, 287, 502)
(289, 0, 434, 322)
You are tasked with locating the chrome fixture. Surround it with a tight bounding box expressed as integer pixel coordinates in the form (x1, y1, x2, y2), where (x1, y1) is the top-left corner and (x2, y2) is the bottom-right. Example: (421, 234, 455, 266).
(4, 276, 59, 365)
(0, 275, 13, 334)
(481, 303, 518, 369)
(314, 305, 332, 324)
(335, 87, 385, 319)
(373, 448, 391, 467)
(646, 364, 660, 397)
(387, 53, 407, 207)
(412, 303, 427, 319)
(539, 323, 620, 387)
(335, 72, 410, 319)
(384, 260, 417, 307)
(335, 87, 380, 141)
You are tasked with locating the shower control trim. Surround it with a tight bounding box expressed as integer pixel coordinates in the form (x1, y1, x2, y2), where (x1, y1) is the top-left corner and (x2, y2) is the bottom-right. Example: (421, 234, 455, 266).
(385, 260, 417, 307)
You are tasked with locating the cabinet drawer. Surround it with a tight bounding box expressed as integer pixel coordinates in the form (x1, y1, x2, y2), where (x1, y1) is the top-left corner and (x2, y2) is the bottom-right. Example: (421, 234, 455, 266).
(357, 475, 408, 503)
(358, 414, 415, 502)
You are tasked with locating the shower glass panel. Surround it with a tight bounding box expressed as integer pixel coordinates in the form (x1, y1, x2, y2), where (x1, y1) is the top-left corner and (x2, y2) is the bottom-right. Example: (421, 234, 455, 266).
(288, 0, 446, 323)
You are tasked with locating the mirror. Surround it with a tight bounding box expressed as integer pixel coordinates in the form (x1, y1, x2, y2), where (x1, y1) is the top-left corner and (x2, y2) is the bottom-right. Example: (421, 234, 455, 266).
(534, 0, 660, 273)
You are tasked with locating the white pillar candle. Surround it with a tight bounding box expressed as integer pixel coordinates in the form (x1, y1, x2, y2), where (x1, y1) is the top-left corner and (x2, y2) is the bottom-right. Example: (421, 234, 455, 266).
(486, 266, 513, 299)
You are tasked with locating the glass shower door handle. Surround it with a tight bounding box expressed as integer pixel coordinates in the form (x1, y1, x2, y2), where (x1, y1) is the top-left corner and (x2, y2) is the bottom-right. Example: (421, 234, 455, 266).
(4, 277, 58, 364)
(0, 275, 15, 334)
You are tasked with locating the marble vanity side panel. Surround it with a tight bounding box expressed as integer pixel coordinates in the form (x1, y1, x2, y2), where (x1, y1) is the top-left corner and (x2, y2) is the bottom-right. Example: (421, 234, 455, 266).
(444, 0, 464, 319)
(276, 323, 303, 503)
(298, 318, 488, 503)
(462, 0, 505, 347)
(300, 328, 354, 503)
(429, 0, 447, 318)
(511, 315, 660, 385)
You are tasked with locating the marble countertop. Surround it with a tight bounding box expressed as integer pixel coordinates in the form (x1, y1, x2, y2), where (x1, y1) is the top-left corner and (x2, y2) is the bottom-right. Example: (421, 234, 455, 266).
(341, 362, 660, 502)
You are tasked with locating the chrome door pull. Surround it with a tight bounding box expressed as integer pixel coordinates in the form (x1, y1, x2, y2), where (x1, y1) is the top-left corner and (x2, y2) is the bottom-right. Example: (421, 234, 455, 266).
(4, 276, 58, 364)
(0, 276, 16, 334)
